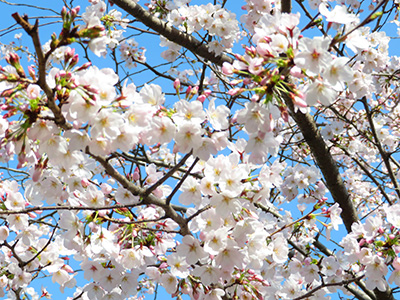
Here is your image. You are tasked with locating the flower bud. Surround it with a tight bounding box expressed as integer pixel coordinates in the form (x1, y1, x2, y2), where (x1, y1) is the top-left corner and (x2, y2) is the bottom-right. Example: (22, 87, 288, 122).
(173, 78, 180, 91)
(222, 62, 234, 75)
(70, 6, 80, 19)
(0, 226, 9, 241)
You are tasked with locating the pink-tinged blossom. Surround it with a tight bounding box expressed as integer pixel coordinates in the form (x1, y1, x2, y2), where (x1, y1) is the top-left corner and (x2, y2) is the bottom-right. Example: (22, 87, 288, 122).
(176, 235, 208, 265)
(119, 247, 145, 269)
(81, 259, 103, 281)
(305, 78, 337, 106)
(66, 90, 101, 124)
(7, 214, 29, 231)
(190, 207, 223, 233)
(247, 57, 264, 75)
(51, 267, 72, 286)
(210, 192, 241, 216)
(160, 273, 178, 294)
(28, 119, 57, 142)
(245, 131, 282, 164)
(9, 267, 32, 289)
(204, 288, 225, 300)
(81, 185, 105, 207)
(237, 102, 270, 134)
(115, 186, 139, 205)
(327, 203, 343, 230)
(167, 253, 190, 278)
(192, 264, 221, 286)
(294, 37, 331, 76)
(90, 109, 123, 140)
(145, 266, 161, 281)
(204, 227, 229, 255)
(193, 137, 218, 161)
(125, 103, 154, 128)
(268, 233, 288, 264)
(0, 117, 8, 137)
(270, 34, 289, 54)
(300, 262, 320, 283)
(385, 204, 400, 228)
(88, 36, 108, 57)
(88, 136, 113, 156)
(112, 123, 139, 152)
(174, 121, 204, 154)
(26, 84, 41, 99)
(323, 57, 353, 90)
(207, 99, 230, 130)
(98, 268, 122, 292)
(59, 211, 83, 241)
(0, 226, 9, 241)
(84, 282, 106, 299)
(173, 99, 206, 124)
(38, 135, 68, 161)
(218, 167, 247, 197)
(365, 277, 387, 292)
(319, 4, 359, 24)
(278, 276, 302, 299)
(90, 228, 119, 258)
(148, 116, 176, 145)
(179, 176, 202, 206)
(389, 258, 400, 286)
(222, 62, 234, 75)
(139, 83, 165, 106)
(5, 191, 25, 211)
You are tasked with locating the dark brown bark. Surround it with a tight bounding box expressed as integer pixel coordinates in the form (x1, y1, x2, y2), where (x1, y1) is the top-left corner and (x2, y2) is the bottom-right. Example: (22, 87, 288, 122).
(109, 1, 394, 299)
(112, 0, 234, 66)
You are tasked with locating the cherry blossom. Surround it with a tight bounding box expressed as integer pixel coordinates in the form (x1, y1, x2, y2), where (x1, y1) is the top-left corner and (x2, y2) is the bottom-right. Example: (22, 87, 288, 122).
(0, 1, 400, 300)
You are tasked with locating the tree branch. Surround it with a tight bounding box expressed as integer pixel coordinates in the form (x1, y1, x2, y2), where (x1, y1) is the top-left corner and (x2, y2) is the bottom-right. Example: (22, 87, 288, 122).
(86, 148, 190, 235)
(11, 12, 71, 130)
(111, 0, 234, 66)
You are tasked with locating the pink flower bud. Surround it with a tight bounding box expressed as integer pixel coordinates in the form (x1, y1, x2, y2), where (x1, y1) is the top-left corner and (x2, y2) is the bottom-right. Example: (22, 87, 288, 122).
(71, 6, 80, 19)
(159, 262, 168, 269)
(290, 66, 303, 78)
(28, 211, 39, 218)
(61, 6, 67, 19)
(281, 109, 289, 122)
(32, 165, 43, 182)
(0, 226, 9, 241)
(28, 65, 36, 79)
(132, 167, 140, 181)
(101, 183, 112, 194)
(70, 54, 79, 67)
(89, 222, 99, 232)
(227, 87, 243, 96)
(81, 178, 90, 188)
(222, 62, 234, 75)
(173, 78, 180, 91)
(197, 94, 206, 103)
(293, 95, 308, 108)
(230, 79, 243, 85)
(76, 62, 92, 71)
(203, 90, 212, 97)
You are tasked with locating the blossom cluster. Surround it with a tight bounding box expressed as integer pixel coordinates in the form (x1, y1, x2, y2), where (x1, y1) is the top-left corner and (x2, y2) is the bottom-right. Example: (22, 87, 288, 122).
(1, 1, 400, 300)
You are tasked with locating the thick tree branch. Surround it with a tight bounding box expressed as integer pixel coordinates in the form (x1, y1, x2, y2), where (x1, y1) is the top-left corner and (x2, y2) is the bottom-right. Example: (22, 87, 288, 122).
(279, 0, 359, 233)
(111, 0, 234, 66)
(284, 99, 359, 232)
(361, 97, 400, 201)
(11, 13, 71, 130)
(86, 148, 191, 235)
